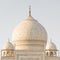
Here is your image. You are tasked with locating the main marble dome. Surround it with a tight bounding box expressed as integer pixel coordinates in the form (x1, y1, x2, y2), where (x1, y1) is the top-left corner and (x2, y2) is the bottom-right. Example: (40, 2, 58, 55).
(12, 7, 47, 50)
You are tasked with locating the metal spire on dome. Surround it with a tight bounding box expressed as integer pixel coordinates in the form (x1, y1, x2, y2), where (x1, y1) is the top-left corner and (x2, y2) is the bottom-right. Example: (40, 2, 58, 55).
(29, 5, 31, 16)
(7, 38, 10, 42)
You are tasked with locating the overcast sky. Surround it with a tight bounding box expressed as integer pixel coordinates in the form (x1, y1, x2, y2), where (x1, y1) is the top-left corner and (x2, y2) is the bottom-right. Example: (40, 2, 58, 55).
(0, 0, 60, 50)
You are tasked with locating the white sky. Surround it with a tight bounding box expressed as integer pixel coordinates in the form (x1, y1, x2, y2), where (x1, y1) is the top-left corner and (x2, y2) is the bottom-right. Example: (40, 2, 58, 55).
(0, 0, 60, 50)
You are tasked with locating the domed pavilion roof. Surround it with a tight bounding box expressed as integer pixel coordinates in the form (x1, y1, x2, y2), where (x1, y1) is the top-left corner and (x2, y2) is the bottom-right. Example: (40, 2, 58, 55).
(46, 40, 57, 51)
(3, 40, 14, 50)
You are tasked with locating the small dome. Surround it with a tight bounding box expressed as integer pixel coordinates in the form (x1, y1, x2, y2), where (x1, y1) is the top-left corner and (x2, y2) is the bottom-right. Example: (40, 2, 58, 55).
(3, 40, 14, 50)
(46, 40, 57, 51)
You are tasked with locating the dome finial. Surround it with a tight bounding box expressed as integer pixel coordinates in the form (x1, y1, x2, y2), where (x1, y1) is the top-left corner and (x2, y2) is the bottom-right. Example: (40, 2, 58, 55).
(7, 38, 10, 42)
(29, 5, 31, 16)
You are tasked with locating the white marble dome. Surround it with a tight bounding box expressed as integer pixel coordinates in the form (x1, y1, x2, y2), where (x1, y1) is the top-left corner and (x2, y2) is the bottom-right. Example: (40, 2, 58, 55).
(12, 16, 47, 41)
(46, 41, 57, 50)
(12, 15, 47, 50)
(3, 40, 14, 50)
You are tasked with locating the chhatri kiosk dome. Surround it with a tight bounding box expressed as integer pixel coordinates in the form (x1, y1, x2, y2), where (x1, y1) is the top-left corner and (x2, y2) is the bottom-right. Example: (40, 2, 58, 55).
(12, 6, 47, 50)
